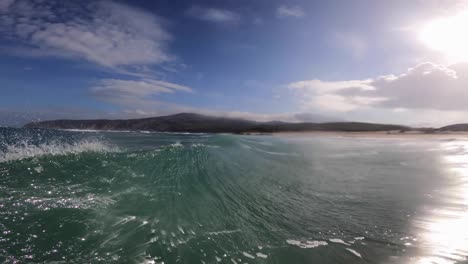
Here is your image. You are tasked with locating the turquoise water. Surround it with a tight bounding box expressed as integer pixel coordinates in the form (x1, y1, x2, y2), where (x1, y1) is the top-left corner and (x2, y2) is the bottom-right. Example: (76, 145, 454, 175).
(1, 128, 468, 263)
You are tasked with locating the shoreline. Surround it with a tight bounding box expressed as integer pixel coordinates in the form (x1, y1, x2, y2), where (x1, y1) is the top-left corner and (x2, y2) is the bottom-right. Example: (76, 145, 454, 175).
(271, 131, 468, 140)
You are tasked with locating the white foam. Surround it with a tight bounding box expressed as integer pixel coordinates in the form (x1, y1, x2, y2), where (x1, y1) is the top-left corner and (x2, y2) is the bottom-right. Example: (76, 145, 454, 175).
(61, 129, 101, 133)
(329, 238, 351, 246)
(240, 143, 252, 149)
(328, 151, 378, 158)
(346, 248, 362, 258)
(252, 147, 297, 156)
(286, 239, 328, 248)
(0, 139, 118, 163)
(242, 252, 255, 259)
(170, 141, 183, 147)
(256, 252, 268, 259)
(33, 165, 44, 173)
(62, 129, 133, 133)
(25, 194, 116, 211)
(191, 143, 220, 148)
(178, 226, 185, 234)
(207, 229, 240, 235)
(112, 216, 136, 226)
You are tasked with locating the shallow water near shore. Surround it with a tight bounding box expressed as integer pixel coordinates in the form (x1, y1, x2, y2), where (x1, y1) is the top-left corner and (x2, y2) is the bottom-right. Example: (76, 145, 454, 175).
(1, 127, 468, 263)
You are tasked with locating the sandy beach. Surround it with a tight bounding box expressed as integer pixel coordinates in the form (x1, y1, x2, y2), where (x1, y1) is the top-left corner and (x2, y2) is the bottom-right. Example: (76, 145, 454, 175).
(273, 131, 468, 140)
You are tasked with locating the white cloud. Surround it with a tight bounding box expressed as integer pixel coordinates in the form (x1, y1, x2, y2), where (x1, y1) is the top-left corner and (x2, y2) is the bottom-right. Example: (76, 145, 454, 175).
(0, 0, 191, 111)
(288, 62, 468, 117)
(187, 6, 240, 23)
(288, 79, 375, 93)
(288, 79, 384, 112)
(0, 0, 172, 69)
(277, 5, 305, 18)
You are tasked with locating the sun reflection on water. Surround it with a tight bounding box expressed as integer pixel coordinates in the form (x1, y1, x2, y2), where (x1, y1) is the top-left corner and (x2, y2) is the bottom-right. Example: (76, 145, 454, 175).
(412, 141, 468, 264)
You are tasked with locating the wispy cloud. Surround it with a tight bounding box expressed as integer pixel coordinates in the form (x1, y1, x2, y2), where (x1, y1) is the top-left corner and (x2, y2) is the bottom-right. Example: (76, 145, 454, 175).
(276, 5, 305, 18)
(90, 78, 193, 107)
(331, 32, 367, 59)
(187, 6, 240, 23)
(0, 0, 172, 72)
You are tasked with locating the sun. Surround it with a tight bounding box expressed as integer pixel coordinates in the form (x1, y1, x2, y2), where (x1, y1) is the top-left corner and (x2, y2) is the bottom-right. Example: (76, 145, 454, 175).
(419, 10, 468, 62)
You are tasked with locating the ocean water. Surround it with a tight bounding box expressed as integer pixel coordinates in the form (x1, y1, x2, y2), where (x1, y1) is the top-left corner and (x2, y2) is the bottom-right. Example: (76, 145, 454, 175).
(1, 128, 468, 264)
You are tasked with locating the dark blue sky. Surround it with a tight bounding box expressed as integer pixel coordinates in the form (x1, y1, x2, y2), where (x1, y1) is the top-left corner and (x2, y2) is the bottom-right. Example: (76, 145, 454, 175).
(1, 0, 467, 126)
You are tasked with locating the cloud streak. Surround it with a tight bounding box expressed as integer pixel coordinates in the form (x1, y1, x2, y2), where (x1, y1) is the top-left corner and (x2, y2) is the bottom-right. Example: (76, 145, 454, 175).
(187, 6, 240, 23)
(277, 5, 305, 18)
(331, 32, 367, 59)
(90, 78, 193, 107)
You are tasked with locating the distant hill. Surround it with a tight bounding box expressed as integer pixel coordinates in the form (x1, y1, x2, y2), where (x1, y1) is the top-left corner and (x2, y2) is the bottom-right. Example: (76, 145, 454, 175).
(438, 124, 468, 131)
(24, 112, 410, 133)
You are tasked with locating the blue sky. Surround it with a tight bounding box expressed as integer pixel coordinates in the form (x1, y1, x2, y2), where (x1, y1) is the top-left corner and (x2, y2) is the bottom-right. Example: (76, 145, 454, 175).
(1, 0, 468, 126)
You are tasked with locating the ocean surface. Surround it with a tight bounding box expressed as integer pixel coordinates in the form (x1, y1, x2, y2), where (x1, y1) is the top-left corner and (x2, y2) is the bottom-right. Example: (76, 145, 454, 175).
(1, 127, 468, 264)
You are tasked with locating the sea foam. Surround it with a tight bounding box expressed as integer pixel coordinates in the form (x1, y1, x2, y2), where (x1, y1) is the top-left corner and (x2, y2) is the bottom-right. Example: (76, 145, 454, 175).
(0, 139, 118, 163)
(286, 239, 328, 248)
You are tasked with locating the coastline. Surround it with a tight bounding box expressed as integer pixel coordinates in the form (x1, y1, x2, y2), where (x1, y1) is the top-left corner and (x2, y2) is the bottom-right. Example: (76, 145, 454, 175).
(272, 131, 468, 140)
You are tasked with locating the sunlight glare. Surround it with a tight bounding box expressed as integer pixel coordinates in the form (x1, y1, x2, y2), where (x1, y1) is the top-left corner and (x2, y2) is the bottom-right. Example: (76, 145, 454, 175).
(412, 141, 468, 264)
(419, 11, 468, 62)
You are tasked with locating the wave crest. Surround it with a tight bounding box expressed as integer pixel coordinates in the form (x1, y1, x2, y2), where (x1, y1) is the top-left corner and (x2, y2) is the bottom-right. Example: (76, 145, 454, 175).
(0, 139, 118, 163)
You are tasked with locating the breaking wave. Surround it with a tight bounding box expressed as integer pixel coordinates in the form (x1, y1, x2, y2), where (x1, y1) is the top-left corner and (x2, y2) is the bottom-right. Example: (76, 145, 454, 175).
(0, 139, 118, 163)
(0, 128, 119, 163)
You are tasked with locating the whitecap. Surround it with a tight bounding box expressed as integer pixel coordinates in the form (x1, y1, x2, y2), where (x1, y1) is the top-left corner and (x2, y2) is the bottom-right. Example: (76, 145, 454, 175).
(329, 238, 351, 246)
(346, 248, 362, 258)
(286, 239, 328, 248)
(191, 143, 219, 148)
(178, 226, 185, 234)
(33, 165, 44, 173)
(61, 129, 101, 133)
(207, 229, 240, 235)
(112, 216, 137, 226)
(0, 139, 118, 163)
(170, 141, 183, 147)
(242, 252, 255, 259)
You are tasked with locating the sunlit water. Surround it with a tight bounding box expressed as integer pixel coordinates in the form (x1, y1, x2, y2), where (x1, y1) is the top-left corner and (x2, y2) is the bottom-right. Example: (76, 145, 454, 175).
(1, 128, 467, 263)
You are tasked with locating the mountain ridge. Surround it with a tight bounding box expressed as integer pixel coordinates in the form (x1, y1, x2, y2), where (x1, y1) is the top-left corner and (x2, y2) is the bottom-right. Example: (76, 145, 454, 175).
(23, 112, 414, 133)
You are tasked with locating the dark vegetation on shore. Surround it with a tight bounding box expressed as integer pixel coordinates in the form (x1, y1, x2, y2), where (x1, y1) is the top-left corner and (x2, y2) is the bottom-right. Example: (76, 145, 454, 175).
(24, 112, 468, 134)
(24, 113, 413, 133)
